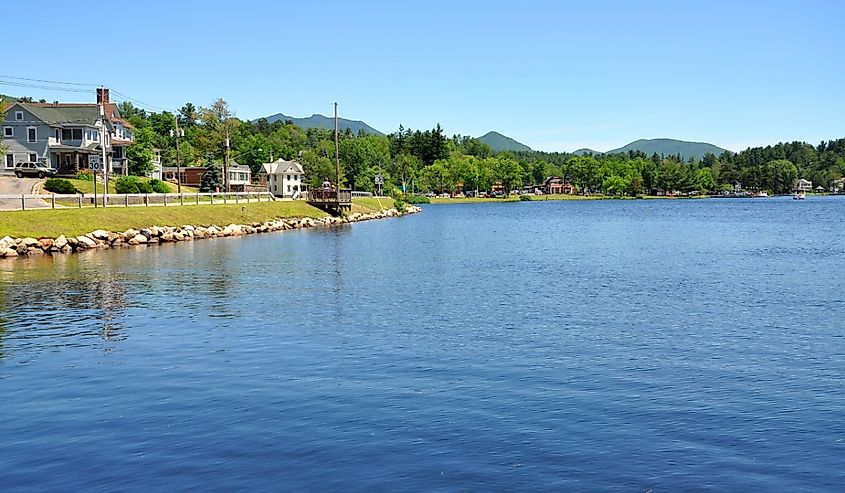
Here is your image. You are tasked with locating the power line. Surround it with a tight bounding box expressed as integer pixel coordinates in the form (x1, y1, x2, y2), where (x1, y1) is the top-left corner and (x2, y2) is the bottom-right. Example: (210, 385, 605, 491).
(111, 90, 169, 113)
(0, 75, 99, 87)
(0, 80, 92, 93)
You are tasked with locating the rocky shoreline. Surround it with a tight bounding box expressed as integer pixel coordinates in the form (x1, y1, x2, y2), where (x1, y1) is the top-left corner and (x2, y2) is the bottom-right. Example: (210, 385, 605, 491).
(0, 206, 421, 259)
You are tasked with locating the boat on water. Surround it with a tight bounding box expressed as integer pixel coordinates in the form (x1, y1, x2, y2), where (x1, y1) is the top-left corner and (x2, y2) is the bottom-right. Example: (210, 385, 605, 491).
(793, 192, 806, 200)
(754, 191, 768, 198)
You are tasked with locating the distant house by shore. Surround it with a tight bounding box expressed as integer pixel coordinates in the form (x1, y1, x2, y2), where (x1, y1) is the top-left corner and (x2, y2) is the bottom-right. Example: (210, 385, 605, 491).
(543, 177, 577, 195)
(795, 179, 813, 192)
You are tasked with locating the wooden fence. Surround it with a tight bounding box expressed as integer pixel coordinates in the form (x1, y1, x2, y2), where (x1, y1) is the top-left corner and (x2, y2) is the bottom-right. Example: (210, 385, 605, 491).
(0, 191, 276, 211)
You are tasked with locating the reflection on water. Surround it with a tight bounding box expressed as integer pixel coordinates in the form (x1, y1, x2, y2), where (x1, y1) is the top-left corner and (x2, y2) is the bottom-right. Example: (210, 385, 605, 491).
(0, 199, 843, 491)
(0, 252, 135, 359)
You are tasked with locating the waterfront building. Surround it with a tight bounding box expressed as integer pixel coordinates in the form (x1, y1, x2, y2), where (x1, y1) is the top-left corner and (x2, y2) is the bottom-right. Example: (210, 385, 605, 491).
(795, 179, 813, 192)
(262, 158, 304, 198)
(1, 88, 134, 176)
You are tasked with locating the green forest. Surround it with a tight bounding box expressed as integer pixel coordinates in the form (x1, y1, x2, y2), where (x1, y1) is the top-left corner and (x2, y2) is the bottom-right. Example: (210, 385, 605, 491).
(121, 99, 845, 196)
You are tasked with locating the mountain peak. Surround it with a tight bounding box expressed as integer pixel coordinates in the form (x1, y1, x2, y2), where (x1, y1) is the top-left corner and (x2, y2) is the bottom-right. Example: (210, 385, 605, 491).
(256, 112, 383, 136)
(478, 131, 532, 152)
(602, 138, 729, 160)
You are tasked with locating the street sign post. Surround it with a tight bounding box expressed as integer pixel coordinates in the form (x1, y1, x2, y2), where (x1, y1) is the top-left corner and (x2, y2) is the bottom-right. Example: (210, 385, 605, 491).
(374, 173, 384, 196)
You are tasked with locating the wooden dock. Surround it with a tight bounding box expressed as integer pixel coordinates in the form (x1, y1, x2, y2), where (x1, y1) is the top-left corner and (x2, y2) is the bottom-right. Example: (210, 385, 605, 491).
(307, 189, 352, 215)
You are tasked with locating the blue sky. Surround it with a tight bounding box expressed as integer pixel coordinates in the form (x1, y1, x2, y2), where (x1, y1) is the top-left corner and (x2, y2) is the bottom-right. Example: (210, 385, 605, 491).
(4, 1, 843, 152)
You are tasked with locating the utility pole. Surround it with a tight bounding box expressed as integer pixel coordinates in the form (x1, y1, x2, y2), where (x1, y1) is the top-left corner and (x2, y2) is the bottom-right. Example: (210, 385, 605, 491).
(224, 125, 230, 192)
(94, 91, 109, 207)
(334, 102, 340, 189)
(170, 115, 183, 194)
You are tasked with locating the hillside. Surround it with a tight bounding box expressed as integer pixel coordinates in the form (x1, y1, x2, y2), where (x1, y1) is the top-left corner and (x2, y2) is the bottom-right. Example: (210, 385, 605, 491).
(605, 138, 729, 160)
(478, 131, 532, 152)
(257, 113, 383, 136)
(573, 148, 601, 155)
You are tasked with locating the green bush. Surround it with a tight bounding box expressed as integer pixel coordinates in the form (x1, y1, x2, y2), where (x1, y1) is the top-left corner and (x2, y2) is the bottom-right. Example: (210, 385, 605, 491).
(44, 178, 77, 194)
(114, 176, 140, 194)
(149, 179, 170, 193)
(75, 171, 94, 181)
(519, 194, 531, 201)
(404, 194, 430, 204)
(393, 197, 407, 214)
(136, 180, 153, 194)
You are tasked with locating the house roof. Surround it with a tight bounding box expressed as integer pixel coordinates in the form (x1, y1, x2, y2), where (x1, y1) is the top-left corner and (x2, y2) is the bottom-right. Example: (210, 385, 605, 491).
(105, 103, 134, 129)
(14, 102, 102, 127)
(262, 158, 303, 175)
(12, 101, 131, 130)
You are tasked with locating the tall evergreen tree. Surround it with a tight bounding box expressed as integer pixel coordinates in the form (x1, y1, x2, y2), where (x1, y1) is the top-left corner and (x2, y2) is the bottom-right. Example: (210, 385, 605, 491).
(199, 159, 223, 192)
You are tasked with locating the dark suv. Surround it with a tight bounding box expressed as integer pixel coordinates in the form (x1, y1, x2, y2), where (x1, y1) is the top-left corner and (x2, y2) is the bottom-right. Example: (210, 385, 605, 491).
(14, 162, 57, 179)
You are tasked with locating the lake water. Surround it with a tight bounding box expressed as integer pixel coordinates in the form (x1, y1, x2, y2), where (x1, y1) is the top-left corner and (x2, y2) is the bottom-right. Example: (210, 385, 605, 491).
(1, 197, 843, 492)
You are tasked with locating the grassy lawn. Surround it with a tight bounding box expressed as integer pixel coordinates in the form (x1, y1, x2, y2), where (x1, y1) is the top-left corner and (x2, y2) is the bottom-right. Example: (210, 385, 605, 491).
(351, 197, 393, 212)
(51, 178, 198, 195)
(430, 196, 520, 204)
(524, 194, 607, 201)
(0, 201, 328, 238)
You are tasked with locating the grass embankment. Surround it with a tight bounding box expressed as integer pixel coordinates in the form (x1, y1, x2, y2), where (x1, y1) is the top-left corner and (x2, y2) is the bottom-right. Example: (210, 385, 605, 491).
(430, 196, 520, 204)
(59, 178, 198, 195)
(0, 198, 393, 238)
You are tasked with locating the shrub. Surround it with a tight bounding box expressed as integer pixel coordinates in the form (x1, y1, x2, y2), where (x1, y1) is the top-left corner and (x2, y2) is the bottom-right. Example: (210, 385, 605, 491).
(137, 180, 153, 193)
(149, 179, 170, 193)
(404, 194, 430, 204)
(75, 170, 94, 181)
(114, 176, 140, 194)
(43, 178, 77, 194)
(519, 194, 531, 201)
(393, 197, 407, 214)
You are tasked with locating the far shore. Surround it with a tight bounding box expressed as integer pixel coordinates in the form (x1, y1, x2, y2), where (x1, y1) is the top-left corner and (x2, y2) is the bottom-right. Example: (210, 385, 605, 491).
(428, 194, 707, 204)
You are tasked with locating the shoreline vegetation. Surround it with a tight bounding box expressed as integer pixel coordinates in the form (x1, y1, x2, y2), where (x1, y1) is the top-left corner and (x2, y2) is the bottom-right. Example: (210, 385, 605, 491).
(0, 198, 418, 260)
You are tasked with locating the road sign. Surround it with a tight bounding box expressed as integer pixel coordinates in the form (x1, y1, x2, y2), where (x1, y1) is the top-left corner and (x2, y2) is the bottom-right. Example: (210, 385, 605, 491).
(374, 174, 384, 185)
(88, 155, 101, 170)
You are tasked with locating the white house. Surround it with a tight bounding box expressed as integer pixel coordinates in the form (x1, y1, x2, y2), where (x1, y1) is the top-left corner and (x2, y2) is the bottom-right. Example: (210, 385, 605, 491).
(262, 158, 303, 198)
(795, 178, 813, 192)
(226, 162, 252, 186)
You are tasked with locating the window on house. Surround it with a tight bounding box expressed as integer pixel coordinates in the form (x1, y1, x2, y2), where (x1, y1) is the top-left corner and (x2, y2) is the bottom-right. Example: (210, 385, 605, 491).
(72, 128, 82, 140)
(55, 129, 60, 141)
(287, 185, 291, 192)
(3, 127, 12, 137)
(15, 111, 23, 121)
(29, 153, 37, 162)
(62, 129, 72, 140)
(5, 154, 13, 168)
(27, 127, 36, 143)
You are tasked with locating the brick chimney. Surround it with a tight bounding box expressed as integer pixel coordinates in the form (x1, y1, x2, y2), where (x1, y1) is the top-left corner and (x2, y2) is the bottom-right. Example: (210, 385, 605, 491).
(96, 87, 110, 105)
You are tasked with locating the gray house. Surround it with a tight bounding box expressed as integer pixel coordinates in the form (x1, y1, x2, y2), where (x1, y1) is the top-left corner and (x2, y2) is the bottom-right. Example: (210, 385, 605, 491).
(1, 88, 134, 176)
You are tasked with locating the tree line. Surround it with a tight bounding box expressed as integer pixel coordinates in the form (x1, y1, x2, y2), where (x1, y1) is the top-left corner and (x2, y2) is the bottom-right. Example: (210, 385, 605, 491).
(120, 99, 845, 196)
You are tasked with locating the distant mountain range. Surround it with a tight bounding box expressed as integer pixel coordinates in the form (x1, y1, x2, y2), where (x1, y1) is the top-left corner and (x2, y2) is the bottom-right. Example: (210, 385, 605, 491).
(574, 139, 729, 160)
(251, 113, 727, 161)
(478, 131, 532, 152)
(606, 139, 729, 159)
(256, 112, 384, 136)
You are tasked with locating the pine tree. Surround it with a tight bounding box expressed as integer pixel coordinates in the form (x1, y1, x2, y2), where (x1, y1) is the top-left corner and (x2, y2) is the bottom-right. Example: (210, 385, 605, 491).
(199, 160, 223, 192)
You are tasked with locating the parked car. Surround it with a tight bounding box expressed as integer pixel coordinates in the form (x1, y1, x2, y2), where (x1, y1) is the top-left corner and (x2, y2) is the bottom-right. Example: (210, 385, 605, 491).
(15, 162, 57, 179)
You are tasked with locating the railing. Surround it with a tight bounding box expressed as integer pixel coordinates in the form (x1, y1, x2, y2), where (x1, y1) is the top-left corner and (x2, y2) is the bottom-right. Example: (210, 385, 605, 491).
(0, 191, 276, 211)
(308, 189, 352, 203)
(351, 191, 373, 197)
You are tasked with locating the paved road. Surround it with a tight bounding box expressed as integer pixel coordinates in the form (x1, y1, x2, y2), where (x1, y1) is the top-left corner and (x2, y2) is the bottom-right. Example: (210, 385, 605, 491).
(0, 176, 48, 210)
